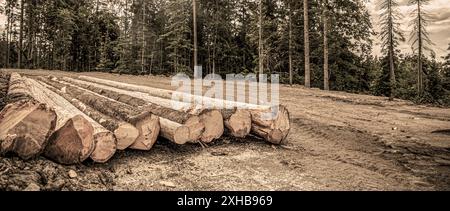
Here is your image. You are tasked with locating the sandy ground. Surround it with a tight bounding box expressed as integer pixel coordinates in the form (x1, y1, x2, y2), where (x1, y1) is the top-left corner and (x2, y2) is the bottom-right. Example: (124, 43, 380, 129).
(1, 69, 449, 191)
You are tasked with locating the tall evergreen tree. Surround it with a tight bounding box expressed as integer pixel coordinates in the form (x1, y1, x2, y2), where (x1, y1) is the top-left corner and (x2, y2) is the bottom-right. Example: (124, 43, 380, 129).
(408, 0, 433, 95)
(379, 0, 404, 100)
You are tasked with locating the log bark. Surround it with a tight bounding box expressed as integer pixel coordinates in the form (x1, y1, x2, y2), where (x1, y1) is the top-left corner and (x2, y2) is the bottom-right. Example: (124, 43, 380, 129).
(24, 77, 106, 164)
(77, 76, 253, 138)
(42, 77, 165, 147)
(0, 73, 57, 160)
(36, 80, 117, 162)
(63, 77, 210, 143)
(77, 75, 266, 110)
(37, 76, 136, 154)
(68, 77, 192, 112)
(7, 72, 33, 103)
(159, 118, 190, 144)
(75, 76, 289, 144)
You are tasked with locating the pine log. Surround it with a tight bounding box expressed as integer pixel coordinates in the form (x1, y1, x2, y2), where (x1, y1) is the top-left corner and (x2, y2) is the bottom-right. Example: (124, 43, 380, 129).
(222, 109, 252, 138)
(63, 77, 212, 143)
(79, 75, 173, 99)
(67, 77, 192, 112)
(37, 76, 138, 153)
(42, 77, 165, 147)
(250, 105, 290, 144)
(0, 100, 56, 160)
(0, 73, 57, 160)
(24, 77, 108, 164)
(75, 76, 290, 144)
(77, 75, 267, 110)
(77, 76, 251, 138)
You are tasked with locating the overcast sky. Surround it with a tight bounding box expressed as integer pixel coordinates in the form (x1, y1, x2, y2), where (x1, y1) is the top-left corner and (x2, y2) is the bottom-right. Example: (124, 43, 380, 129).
(0, 0, 449, 60)
(367, 0, 450, 60)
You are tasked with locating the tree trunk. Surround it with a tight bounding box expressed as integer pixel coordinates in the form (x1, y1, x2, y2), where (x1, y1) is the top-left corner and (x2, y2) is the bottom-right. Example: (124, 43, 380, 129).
(37, 76, 139, 151)
(250, 105, 290, 144)
(18, 0, 24, 69)
(38, 77, 156, 150)
(0, 73, 57, 161)
(0, 101, 56, 160)
(193, 0, 198, 75)
(417, 1, 423, 95)
(5, 9, 10, 68)
(323, 0, 329, 91)
(73, 76, 289, 143)
(289, 2, 293, 86)
(388, 1, 395, 101)
(304, 0, 311, 88)
(258, 0, 264, 75)
(64, 77, 214, 143)
(141, 0, 146, 74)
(75, 76, 268, 139)
(67, 77, 226, 143)
(23, 77, 113, 164)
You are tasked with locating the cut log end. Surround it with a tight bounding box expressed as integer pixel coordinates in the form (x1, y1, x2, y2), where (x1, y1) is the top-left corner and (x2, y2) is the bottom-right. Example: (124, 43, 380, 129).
(0, 100, 57, 160)
(199, 110, 224, 143)
(251, 105, 290, 145)
(173, 126, 191, 145)
(44, 115, 95, 165)
(225, 109, 252, 138)
(90, 131, 117, 163)
(130, 115, 160, 151)
(115, 123, 140, 150)
(273, 106, 290, 144)
(185, 116, 205, 143)
(159, 118, 190, 145)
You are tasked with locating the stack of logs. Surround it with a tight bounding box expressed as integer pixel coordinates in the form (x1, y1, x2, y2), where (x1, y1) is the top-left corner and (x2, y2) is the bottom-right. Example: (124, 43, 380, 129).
(0, 72, 290, 164)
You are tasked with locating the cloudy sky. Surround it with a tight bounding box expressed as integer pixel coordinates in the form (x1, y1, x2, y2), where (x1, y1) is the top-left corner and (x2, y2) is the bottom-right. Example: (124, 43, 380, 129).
(0, 0, 449, 60)
(367, 0, 450, 60)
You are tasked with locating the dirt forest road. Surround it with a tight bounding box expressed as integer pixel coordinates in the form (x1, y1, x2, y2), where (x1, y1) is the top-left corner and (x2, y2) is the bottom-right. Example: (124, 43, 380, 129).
(1, 69, 450, 191)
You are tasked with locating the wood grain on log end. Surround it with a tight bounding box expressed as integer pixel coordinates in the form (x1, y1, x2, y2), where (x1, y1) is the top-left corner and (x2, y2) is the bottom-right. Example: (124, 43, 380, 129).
(0, 100, 57, 160)
(199, 110, 224, 143)
(185, 116, 205, 143)
(130, 114, 160, 150)
(225, 109, 252, 138)
(114, 122, 140, 150)
(44, 115, 95, 164)
(90, 131, 117, 163)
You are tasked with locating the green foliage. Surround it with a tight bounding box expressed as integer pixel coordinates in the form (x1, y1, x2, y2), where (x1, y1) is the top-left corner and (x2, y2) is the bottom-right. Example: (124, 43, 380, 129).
(1, 0, 448, 105)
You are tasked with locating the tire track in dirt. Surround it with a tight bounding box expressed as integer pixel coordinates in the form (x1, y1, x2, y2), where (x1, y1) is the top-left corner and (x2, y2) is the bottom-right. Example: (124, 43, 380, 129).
(292, 117, 449, 190)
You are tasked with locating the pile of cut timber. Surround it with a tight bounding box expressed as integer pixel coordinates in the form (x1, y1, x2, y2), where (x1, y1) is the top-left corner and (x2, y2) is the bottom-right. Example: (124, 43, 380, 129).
(0, 72, 291, 165)
(75, 76, 290, 144)
(0, 73, 57, 160)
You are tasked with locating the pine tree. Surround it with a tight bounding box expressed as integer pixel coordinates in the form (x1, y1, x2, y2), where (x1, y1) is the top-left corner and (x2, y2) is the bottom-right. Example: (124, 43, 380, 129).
(379, 0, 404, 100)
(408, 0, 434, 96)
(162, 0, 192, 74)
(442, 43, 450, 92)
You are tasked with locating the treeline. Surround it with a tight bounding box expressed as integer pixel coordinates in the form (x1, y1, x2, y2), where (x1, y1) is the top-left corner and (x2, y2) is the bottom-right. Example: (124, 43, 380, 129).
(0, 0, 449, 104)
